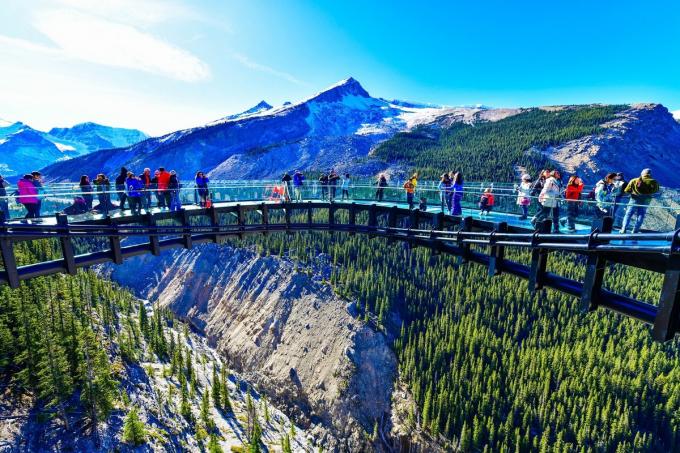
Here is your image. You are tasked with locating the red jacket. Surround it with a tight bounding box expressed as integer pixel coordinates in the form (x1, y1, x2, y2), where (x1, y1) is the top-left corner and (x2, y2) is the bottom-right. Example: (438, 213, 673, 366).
(157, 171, 171, 190)
(565, 178, 583, 201)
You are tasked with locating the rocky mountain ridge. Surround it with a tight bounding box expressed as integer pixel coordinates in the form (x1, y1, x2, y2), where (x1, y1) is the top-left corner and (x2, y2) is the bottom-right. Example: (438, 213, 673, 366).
(543, 103, 680, 182)
(0, 120, 147, 177)
(41, 77, 518, 181)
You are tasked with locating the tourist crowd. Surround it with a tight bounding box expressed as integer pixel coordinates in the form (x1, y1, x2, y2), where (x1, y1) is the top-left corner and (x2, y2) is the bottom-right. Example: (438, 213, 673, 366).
(0, 165, 661, 234)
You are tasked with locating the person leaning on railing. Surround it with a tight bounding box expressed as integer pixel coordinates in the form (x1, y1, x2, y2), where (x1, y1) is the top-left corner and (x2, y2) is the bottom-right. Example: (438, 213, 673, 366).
(620, 168, 660, 234)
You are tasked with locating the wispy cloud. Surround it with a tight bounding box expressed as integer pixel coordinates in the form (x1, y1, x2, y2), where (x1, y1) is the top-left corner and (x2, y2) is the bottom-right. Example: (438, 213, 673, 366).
(29, 8, 210, 82)
(51, 0, 202, 27)
(233, 53, 307, 86)
(0, 2, 211, 82)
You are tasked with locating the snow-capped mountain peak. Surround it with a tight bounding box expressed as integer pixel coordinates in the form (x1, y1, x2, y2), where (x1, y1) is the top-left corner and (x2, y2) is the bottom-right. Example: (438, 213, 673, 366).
(307, 77, 370, 104)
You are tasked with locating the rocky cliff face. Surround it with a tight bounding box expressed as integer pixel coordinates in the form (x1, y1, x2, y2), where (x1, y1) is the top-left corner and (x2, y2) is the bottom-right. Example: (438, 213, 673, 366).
(105, 244, 397, 450)
(543, 103, 680, 182)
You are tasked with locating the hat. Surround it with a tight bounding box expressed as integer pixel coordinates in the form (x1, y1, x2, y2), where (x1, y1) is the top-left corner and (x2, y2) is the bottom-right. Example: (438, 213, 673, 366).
(641, 168, 652, 176)
(521, 174, 531, 181)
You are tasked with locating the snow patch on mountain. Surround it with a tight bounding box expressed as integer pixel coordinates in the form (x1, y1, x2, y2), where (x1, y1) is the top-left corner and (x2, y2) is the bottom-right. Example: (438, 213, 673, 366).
(53, 142, 76, 152)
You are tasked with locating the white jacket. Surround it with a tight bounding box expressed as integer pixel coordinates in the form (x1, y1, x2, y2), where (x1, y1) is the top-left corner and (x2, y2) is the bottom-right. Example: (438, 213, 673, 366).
(539, 177, 561, 208)
(516, 182, 532, 206)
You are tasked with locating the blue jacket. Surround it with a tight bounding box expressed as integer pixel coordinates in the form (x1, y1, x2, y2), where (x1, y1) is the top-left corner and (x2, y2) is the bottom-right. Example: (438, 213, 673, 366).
(293, 173, 304, 187)
(126, 177, 143, 197)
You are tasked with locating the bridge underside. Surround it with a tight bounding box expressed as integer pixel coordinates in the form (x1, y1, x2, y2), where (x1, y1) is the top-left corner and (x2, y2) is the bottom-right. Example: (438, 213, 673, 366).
(1, 200, 679, 342)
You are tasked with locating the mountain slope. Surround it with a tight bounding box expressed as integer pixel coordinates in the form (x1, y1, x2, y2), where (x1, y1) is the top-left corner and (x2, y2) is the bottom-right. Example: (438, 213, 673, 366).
(106, 244, 397, 450)
(48, 122, 148, 153)
(542, 103, 680, 182)
(41, 78, 517, 181)
(0, 121, 148, 177)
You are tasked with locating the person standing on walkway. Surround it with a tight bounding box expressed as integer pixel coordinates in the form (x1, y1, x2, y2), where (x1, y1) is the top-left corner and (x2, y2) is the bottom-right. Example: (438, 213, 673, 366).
(282, 172, 293, 202)
(531, 170, 549, 213)
(17, 174, 39, 219)
(375, 174, 387, 201)
(328, 169, 340, 201)
(341, 173, 351, 200)
(610, 172, 627, 223)
(195, 171, 210, 207)
(620, 168, 659, 234)
(438, 173, 452, 213)
(31, 171, 44, 217)
(126, 171, 143, 215)
(157, 167, 171, 209)
(115, 167, 128, 211)
(560, 174, 583, 232)
(94, 173, 112, 215)
(451, 172, 464, 216)
(478, 187, 494, 216)
(319, 173, 329, 201)
(533, 170, 562, 232)
(594, 173, 615, 218)
(515, 174, 532, 220)
(168, 170, 182, 211)
(0, 175, 9, 221)
(293, 170, 304, 201)
(139, 168, 153, 210)
(403, 176, 416, 209)
(80, 175, 94, 211)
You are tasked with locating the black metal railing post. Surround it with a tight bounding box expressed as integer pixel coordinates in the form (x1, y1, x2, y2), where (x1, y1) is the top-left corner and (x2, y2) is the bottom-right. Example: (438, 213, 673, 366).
(580, 216, 613, 312)
(652, 216, 680, 341)
(108, 217, 123, 264)
(529, 219, 552, 292)
(348, 203, 356, 235)
(260, 203, 269, 236)
(181, 208, 193, 249)
(488, 221, 508, 277)
(146, 211, 161, 256)
(56, 213, 77, 275)
(457, 216, 473, 264)
(0, 213, 19, 288)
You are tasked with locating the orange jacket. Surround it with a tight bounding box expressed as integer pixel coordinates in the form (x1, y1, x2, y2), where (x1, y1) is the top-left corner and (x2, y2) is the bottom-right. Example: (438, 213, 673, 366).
(403, 180, 415, 194)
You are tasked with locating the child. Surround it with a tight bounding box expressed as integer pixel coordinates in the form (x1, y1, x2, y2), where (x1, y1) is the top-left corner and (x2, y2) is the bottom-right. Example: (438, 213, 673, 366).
(418, 197, 427, 211)
(478, 188, 494, 216)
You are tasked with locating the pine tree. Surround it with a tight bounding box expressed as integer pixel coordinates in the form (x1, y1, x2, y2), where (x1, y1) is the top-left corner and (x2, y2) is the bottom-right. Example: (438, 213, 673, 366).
(201, 388, 214, 430)
(212, 365, 222, 409)
(138, 301, 149, 339)
(281, 434, 293, 453)
(248, 418, 262, 453)
(122, 406, 147, 446)
(207, 432, 223, 453)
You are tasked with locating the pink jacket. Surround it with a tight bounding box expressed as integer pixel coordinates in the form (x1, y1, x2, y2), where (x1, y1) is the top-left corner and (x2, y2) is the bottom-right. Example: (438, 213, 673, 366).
(17, 179, 38, 204)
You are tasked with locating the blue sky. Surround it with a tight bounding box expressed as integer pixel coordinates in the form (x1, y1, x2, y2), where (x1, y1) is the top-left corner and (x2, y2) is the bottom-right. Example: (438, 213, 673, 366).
(1, 0, 679, 136)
